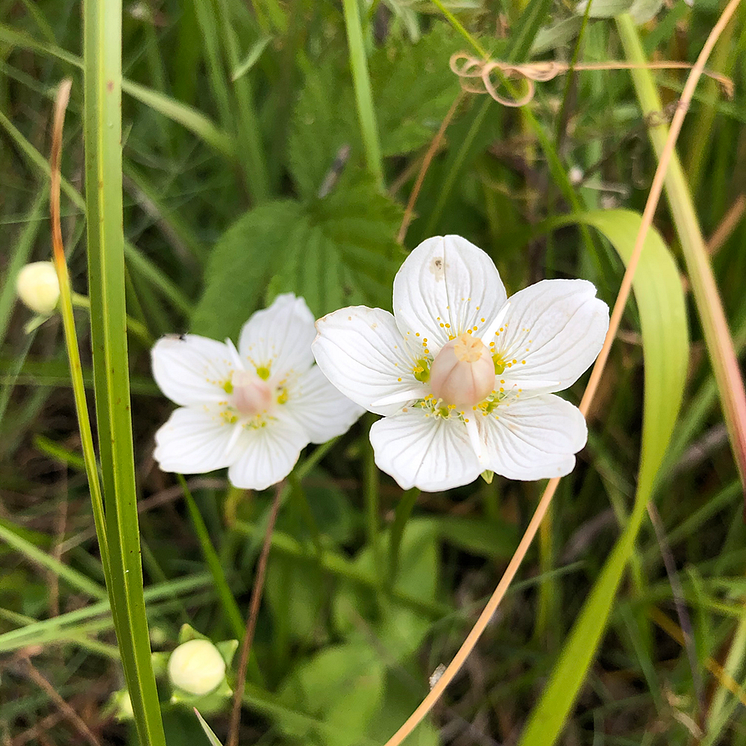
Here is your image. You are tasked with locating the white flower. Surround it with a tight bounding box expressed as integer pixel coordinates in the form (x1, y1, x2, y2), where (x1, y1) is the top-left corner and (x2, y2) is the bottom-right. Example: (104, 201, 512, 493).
(152, 294, 364, 491)
(16, 261, 60, 315)
(312, 235, 609, 492)
(168, 639, 226, 696)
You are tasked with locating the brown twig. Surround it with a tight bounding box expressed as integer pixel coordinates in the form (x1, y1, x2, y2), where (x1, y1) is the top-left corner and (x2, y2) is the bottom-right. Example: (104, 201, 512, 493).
(382, 2, 742, 742)
(226, 482, 284, 746)
(707, 193, 746, 255)
(397, 93, 464, 243)
(647, 502, 705, 722)
(17, 657, 102, 746)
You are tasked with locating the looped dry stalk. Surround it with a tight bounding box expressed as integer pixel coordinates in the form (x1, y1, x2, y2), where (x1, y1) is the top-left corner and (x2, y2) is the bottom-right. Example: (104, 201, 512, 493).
(449, 51, 734, 107)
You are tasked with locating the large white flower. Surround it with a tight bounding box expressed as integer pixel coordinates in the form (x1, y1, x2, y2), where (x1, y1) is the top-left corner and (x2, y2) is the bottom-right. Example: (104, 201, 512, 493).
(312, 236, 609, 491)
(152, 294, 364, 490)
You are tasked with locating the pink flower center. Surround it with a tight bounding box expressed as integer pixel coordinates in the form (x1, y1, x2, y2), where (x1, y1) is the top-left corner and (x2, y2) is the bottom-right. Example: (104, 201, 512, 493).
(232, 369, 272, 417)
(429, 333, 495, 408)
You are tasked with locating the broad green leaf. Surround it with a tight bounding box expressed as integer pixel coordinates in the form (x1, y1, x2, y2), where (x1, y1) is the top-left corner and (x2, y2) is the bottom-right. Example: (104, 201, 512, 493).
(334, 519, 439, 660)
(288, 27, 463, 198)
(193, 179, 402, 338)
(269, 176, 404, 317)
(277, 642, 385, 746)
(425, 515, 518, 560)
(190, 200, 304, 340)
(518, 209, 689, 746)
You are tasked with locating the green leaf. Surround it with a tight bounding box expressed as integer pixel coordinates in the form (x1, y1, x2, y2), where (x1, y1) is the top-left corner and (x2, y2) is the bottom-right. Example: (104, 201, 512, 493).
(83, 4, 166, 744)
(426, 515, 518, 560)
(278, 642, 385, 746)
(190, 200, 304, 340)
(288, 27, 463, 198)
(334, 519, 439, 660)
(193, 178, 403, 339)
(281, 176, 403, 316)
(530, 17, 584, 55)
(518, 209, 689, 746)
(576, 0, 634, 17)
(194, 710, 224, 746)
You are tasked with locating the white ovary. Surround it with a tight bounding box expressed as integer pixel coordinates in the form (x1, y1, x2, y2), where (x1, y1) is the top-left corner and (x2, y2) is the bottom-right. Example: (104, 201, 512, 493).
(230, 368, 274, 417)
(428, 333, 494, 408)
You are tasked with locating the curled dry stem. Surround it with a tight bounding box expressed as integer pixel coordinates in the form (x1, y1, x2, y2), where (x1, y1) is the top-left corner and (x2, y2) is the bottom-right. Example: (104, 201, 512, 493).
(383, 3, 742, 744)
(449, 52, 735, 108)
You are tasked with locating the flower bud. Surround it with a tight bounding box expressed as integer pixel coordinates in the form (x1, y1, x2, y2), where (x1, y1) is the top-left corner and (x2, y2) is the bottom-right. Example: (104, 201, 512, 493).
(168, 639, 226, 696)
(16, 262, 60, 315)
(429, 333, 494, 408)
(232, 369, 272, 416)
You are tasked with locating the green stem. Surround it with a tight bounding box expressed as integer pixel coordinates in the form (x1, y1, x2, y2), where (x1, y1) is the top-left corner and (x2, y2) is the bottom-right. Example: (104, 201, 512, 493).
(364, 415, 383, 585)
(83, 3, 165, 744)
(387, 488, 419, 588)
(342, 0, 384, 188)
(179, 475, 245, 640)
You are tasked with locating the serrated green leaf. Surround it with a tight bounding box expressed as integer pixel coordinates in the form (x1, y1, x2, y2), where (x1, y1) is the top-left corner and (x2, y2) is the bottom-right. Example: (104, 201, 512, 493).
(288, 27, 463, 198)
(270, 176, 405, 317)
(518, 209, 688, 746)
(190, 200, 304, 340)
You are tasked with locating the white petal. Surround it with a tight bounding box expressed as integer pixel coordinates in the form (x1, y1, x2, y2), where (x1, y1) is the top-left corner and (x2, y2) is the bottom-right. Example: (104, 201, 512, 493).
(369, 409, 482, 492)
(227, 415, 309, 491)
(313, 306, 428, 417)
(477, 394, 587, 480)
(238, 294, 316, 382)
(392, 235, 507, 355)
(281, 365, 364, 443)
(493, 279, 609, 393)
(152, 335, 235, 407)
(154, 406, 238, 474)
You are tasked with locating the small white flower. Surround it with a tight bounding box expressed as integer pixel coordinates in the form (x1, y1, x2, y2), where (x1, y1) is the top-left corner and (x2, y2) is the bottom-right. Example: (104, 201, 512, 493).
(152, 294, 364, 491)
(313, 235, 609, 492)
(16, 261, 60, 315)
(168, 639, 226, 696)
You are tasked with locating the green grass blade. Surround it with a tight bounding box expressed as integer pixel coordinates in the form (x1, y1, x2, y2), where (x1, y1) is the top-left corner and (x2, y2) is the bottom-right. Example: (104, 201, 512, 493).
(82, 4, 165, 745)
(518, 209, 689, 746)
(0, 519, 107, 600)
(0, 23, 234, 159)
(342, 0, 384, 189)
(178, 475, 245, 639)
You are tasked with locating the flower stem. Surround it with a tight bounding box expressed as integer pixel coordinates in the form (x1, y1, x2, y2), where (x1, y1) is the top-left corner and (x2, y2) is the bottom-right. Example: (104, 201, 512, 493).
(341, 0, 384, 189)
(364, 414, 384, 587)
(387, 488, 419, 589)
(178, 475, 245, 640)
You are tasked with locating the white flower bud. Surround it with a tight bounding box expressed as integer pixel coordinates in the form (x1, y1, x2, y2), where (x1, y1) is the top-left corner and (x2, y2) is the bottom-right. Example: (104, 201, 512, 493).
(168, 639, 226, 696)
(429, 333, 494, 408)
(16, 262, 60, 315)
